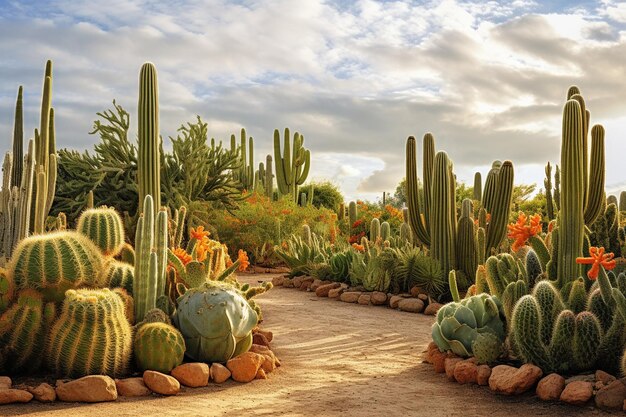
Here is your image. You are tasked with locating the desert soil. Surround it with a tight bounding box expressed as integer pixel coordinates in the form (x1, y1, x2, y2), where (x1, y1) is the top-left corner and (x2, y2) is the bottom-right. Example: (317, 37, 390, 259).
(2, 274, 617, 417)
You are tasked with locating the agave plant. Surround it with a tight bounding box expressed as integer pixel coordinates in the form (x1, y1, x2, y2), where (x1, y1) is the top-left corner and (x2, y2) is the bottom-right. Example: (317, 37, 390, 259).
(392, 244, 446, 299)
(274, 233, 328, 277)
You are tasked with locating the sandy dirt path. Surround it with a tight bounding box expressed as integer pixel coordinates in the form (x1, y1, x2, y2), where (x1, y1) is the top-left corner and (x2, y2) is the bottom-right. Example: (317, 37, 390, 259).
(2, 274, 615, 416)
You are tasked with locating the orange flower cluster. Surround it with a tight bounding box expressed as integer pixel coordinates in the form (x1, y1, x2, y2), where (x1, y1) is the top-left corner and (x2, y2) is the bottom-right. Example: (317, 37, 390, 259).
(576, 246, 616, 280)
(352, 243, 365, 252)
(507, 212, 542, 251)
(237, 249, 250, 272)
(191, 226, 214, 262)
(172, 247, 192, 266)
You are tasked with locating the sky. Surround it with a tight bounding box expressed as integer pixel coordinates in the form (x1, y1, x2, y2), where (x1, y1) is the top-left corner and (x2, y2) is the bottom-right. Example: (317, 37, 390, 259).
(1, 0, 626, 202)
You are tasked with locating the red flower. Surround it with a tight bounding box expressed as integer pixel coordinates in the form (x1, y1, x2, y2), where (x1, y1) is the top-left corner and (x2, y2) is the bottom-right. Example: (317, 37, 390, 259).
(576, 247, 616, 280)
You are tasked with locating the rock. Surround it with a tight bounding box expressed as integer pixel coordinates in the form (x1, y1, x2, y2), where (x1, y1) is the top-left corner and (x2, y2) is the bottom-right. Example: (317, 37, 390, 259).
(431, 349, 448, 373)
(560, 381, 593, 406)
(253, 328, 273, 343)
(143, 371, 180, 396)
(310, 279, 323, 291)
(316, 283, 340, 297)
(595, 379, 626, 410)
(249, 344, 279, 373)
(253, 332, 271, 347)
(0, 389, 32, 404)
(56, 375, 117, 403)
(328, 287, 344, 299)
(398, 298, 424, 313)
(292, 276, 304, 288)
(271, 275, 285, 286)
(489, 364, 543, 395)
(417, 294, 429, 302)
(371, 291, 387, 305)
(536, 374, 565, 401)
(210, 363, 231, 383)
(171, 363, 210, 388)
(357, 294, 371, 305)
(115, 378, 151, 397)
(596, 370, 616, 385)
(0, 376, 11, 390)
(28, 383, 56, 402)
(445, 357, 463, 381)
(454, 360, 478, 384)
(299, 277, 314, 290)
(424, 341, 439, 364)
(340, 291, 361, 303)
(410, 286, 424, 297)
(282, 277, 294, 288)
(477, 365, 491, 386)
(424, 303, 443, 315)
(255, 368, 267, 379)
(227, 352, 266, 383)
(565, 374, 595, 384)
(389, 295, 404, 309)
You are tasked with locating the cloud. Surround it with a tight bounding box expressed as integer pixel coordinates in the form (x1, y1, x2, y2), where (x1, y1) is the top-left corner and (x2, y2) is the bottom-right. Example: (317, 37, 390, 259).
(0, 0, 626, 202)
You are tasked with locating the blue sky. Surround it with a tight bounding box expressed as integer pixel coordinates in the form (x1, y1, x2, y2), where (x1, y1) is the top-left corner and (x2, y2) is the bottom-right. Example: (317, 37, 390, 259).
(1, 0, 626, 201)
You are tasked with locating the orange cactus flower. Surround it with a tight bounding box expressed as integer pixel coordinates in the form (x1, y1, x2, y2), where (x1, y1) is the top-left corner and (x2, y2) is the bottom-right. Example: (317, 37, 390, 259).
(172, 247, 192, 266)
(507, 212, 542, 251)
(352, 243, 365, 252)
(237, 249, 250, 272)
(190, 225, 210, 242)
(576, 246, 616, 280)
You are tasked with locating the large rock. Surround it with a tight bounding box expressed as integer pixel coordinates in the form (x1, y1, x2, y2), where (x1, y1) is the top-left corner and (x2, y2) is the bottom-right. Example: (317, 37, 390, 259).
(310, 279, 323, 291)
(398, 298, 424, 313)
(0, 376, 11, 390)
(445, 358, 463, 381)
(410, 286, 424, 297)
(424, 303, 443, 316)
(595, 379, 626, 410)
(357, 294, 371, 305)
(271, 275, 285, 286)
(489, 364, 543, 395)
(431, 349, 448, 373)
(298, 277, 314, 290)
(477, 365, 491, 386)
(28, 383, 56, 402)
(560, 381, 593, 406)
(56, 375, 117, 403)
(0, 389, 32, 404)
(227, 352, 266, 383)
(328, 287, 344, 299)
(171, 363, 210, 388)
(253, 328, 273, 343)
(143, 371, 180, 396)
(596, 370, 616, 386)
(115, 378, 151, 397)
(253, 332, 271, 347)
(316, 283, 340, 297)
(340, 291, 361, 303)
(282, 277, 294, 288)
(371, 291, 387, 305)
(389, 295, 404, 309)
(454, 360, 478, 384)
(250, 344, 280, 372)
(292, 276, 304, 288)
(210, 363, 231, 383)
(424, 341, 439, 364)
(536, 373, 565, 401)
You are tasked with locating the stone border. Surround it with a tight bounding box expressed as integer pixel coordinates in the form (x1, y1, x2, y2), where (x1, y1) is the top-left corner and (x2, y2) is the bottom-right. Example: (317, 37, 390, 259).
(423, 341, 626, 411)
(271, 275, 444, 316)
(0, 329, 279, 405)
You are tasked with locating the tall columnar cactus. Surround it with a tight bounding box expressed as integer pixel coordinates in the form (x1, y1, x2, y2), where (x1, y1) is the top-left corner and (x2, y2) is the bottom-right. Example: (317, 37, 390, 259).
(134, 194, 168, 322)
(457, 199, 478, 281)
(274, 128, 311, 203)
(406, 134, 432, 246)
(76, 206, 125, 256)
(620, 191, 626, 212)
(545, 162, 555, 220)
(473, 172, 482, 201)
(47, 288, 132, 377)
(133, 322, 185, 373)
(484, 161, 514, 256)
(8, 231, 105, 302)
(234, 128, 254, 189)
(264, 154, 274, 198)
(430, 151, 457, 276)
(137, 62, 161, 215)
(11, 86, 23, 189)
(0, 289, 54, 374)
(557, 91, 607, 288)
(348, 201, 357, 227)
(370, 218, 381, 242)
(482, 160, 502, 215)
(381, 221, 391, 241)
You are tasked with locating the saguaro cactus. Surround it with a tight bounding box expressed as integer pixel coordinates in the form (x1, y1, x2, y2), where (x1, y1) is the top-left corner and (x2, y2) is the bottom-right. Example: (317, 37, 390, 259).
(137, 62, 161, 215)
(545, 162, 555, 220)
(134, 194, 168, 322)
(473, 172, 482, 201)
(11, 86, 23, 188)
(274, 128, 311, 202)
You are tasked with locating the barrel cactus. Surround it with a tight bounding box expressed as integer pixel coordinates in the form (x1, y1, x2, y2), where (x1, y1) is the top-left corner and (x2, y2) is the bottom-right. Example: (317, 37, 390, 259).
(76, 206, 125, 256)
(101, 260, 134, 295)
(172, 281, 258, 363)
(431, 293, 506, 357)
(134, 322, 185, 373)
(47, 288, 132, 377)
(0, 268, 14, 314)
(8, 231, 105, 302)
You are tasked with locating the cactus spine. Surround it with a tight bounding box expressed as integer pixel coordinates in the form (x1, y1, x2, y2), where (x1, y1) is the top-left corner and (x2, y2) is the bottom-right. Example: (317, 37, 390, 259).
(77, 206, 125, 256)
(8, 231, 105, 302)
(47, 289, 132, 377)
(137, 62, 161, 215)
(274, 128, 311, 203)
(134, 195, 168, 322)
(134, 322, 185, 373)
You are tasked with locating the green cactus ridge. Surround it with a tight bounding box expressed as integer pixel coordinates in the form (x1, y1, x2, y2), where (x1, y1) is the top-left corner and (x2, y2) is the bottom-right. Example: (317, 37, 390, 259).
(134, 322, 185, 373)
(102, 260, 134, 295)
(47, 288, 132, 377)
(8, 231, 105, 302)
(77, 206, 125, 256)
